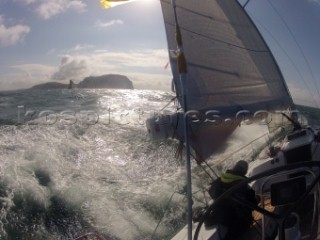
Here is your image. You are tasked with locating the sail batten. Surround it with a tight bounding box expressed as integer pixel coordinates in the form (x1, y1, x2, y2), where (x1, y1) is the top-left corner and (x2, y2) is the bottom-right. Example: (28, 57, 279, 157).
(166, 25, 271, 53)
(161, 0, 294, 118)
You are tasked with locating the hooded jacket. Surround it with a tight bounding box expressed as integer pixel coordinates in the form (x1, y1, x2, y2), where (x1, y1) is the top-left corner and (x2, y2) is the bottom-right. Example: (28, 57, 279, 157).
(207, 169, 258, 227)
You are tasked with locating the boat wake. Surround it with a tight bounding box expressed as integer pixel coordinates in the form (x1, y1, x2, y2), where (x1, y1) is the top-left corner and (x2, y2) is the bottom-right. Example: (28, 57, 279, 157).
(0, 89, 276, 239)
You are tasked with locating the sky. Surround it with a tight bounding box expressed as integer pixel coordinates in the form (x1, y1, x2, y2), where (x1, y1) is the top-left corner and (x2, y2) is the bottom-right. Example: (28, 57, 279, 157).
(0, 0, 320, 108)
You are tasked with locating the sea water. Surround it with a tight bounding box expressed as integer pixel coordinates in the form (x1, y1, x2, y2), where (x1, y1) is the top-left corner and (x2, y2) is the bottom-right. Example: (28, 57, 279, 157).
(0, 89, 316, 240)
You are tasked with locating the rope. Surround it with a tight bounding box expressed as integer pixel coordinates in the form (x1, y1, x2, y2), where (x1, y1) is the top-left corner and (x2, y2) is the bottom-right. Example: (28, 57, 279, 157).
(73, 232, 106, 240)
(201, 160, 219, 179)
(267, 0, 320, 108)
(243, 0, 251, 8)
(159, 97, 177, 112)
(151, 190, 178, 239)
(175, 141, 216, 181)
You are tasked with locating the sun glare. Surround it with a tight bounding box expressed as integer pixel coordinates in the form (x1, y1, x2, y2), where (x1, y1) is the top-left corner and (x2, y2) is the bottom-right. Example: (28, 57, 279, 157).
(100, 0, 135, 8)
(100, 0, 153, 9)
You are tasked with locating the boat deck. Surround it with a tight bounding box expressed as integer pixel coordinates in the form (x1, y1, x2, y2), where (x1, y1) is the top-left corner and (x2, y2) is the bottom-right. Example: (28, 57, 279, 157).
(239, 193, 319, 240)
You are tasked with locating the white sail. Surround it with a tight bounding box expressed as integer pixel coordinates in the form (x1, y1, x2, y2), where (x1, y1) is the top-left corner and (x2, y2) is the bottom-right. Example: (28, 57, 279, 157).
(147, 0, 297, 161)
(159, 2, 320, 240)
(161, 0, 294, 118)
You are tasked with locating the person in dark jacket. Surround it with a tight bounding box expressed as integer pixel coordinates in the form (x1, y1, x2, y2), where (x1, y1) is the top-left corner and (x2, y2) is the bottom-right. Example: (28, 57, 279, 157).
(206, 160, 258, 239)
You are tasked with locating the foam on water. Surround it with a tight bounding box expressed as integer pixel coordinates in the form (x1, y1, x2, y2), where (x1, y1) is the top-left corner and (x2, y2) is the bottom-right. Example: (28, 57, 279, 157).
(0, 89, 187, 239)
(0, 89, 274, 239)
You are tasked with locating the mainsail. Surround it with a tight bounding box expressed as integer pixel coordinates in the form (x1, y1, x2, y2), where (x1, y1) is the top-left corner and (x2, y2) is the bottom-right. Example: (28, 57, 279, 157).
(148, 0, 295, 161)
(161, 0, 294, 115)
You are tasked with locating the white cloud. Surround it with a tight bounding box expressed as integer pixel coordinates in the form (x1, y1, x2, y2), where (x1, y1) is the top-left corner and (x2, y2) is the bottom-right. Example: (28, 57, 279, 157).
(95, 20, 124, 28)
(51, 55, 91, 80)
(0, 72, 31, 90)
(36, 0, 86, 19)
(47, 44, 94, 56)
(0, 18, 30, 47)
(71, 44, 94, 52)
(129, 72, 172, 91)
(20, 0, 86, 19)
(19, 0, 38, 4)
(88, 49, 169, 69)
(50, 49, 172, 91)
(0, 63, 55, 90)
(35, 2, 64, 20)
(11, 63, 54, 76)
(67, 1, 87, 12)
(0, 48, 172, 91)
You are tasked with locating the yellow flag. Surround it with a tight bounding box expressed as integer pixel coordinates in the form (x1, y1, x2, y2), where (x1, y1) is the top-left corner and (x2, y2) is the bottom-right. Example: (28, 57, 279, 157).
(100, 0, 131, 9)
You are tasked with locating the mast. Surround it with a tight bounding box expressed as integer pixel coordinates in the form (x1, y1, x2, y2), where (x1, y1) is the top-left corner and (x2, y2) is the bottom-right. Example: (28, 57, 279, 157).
(170, 0, 193, 239)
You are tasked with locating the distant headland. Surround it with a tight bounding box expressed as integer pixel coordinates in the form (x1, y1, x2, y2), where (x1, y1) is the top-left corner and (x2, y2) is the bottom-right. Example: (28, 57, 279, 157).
(30, 74, 134, 90)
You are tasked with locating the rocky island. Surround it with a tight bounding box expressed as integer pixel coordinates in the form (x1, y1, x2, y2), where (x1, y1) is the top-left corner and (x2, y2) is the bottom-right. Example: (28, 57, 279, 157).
(31, 74, 134, 90)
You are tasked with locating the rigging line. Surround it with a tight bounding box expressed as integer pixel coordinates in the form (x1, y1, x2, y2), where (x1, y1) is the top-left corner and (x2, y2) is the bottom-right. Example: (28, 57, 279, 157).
(159, 97, 176, 112)
(243, 0, 251, 9)
(196, 160, 216, 181)
(199, 160, 219, 179)
(267, 0, 320, 107)
(215, 132, 269, 165)
(192, 194, 208, 206)
(248, 13, 320, 109)
(151, 190, 178, 238)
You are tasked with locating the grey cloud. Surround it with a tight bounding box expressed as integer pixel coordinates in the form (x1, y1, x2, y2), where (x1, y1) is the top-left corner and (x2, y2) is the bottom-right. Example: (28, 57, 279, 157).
(51, 56, 90, 80)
